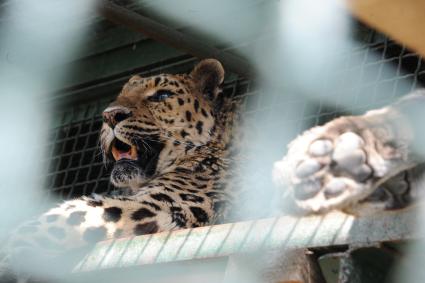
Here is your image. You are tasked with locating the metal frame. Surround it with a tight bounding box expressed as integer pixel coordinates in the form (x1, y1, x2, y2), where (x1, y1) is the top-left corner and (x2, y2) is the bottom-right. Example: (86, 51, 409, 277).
(73, 209, 418, 272)
(38, 2, 425, 281)
(97, 0, 253, 78)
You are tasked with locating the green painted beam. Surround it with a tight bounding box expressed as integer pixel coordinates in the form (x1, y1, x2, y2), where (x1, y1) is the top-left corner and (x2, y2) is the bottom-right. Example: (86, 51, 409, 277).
(73, 209, 419, 273)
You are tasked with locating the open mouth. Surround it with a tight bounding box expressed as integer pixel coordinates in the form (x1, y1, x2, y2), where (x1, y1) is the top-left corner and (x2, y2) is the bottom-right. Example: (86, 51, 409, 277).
(108, 136, 164, 179)
(111, 139, 138, 161)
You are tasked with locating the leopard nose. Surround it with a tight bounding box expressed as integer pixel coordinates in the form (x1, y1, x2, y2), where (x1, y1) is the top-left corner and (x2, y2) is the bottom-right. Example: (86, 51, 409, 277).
(102, 106, 132, 128)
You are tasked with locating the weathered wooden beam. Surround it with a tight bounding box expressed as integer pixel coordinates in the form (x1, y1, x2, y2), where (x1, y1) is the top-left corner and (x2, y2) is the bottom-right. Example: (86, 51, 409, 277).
(346, 0, 425, 57)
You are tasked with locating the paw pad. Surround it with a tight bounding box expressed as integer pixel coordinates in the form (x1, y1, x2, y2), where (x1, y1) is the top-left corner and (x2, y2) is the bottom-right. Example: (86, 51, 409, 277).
(277, 128, 383, 213)
(332, 132, 372, 182)
(336, 132, 364, 149)
(333, 149, 365, 169)
(294, 179, 321, 200)
(323, 178, 346, 199)
(295, 159, 322, 178)
(309, 139, 333, 156)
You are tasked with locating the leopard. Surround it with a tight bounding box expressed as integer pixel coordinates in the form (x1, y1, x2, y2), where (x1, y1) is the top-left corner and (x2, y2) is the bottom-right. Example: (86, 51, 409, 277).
(0, 59, 241, 281)
(1, 57, 425, 282)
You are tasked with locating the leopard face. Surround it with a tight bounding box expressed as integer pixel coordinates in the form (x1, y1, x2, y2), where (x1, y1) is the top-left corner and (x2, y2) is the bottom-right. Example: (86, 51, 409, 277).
(100, 59, 225, 188)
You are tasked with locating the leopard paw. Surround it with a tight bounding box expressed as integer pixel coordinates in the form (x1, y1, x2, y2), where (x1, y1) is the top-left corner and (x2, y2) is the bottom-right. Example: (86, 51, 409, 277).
(273, 115, 414, 214)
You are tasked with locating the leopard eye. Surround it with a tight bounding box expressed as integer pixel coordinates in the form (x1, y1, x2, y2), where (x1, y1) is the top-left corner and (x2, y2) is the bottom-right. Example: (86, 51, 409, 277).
(148, 90, 174, 102)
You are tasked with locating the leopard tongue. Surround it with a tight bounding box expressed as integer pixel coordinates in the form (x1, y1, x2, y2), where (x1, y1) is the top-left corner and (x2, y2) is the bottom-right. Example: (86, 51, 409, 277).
(111, 145, 138, 161)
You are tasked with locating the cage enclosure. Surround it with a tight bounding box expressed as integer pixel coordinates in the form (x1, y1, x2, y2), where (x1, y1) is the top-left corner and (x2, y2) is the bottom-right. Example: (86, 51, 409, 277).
(1, 1, 424, 282)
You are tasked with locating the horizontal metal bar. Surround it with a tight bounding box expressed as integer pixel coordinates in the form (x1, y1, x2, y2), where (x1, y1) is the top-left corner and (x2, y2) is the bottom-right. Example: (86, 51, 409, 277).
(97, 0, 254, 78)
(73, 209, 419, 273)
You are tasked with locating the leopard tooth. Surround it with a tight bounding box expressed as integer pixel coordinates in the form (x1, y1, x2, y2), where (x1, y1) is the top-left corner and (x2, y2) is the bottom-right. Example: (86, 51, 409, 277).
(130, 145, 138, 160)
(111, 146, 120, 161)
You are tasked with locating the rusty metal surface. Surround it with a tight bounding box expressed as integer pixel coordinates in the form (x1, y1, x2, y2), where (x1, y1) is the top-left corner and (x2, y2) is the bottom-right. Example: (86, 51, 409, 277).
(73, 209, 419, 273)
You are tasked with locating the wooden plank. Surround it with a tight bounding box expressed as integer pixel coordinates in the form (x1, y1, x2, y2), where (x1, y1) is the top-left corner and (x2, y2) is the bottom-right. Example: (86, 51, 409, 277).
(347, 0, 425, 56)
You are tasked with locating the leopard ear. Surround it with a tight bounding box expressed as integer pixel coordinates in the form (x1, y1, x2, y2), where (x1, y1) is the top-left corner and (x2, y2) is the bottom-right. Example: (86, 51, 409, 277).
(128, 75, 143, 84)
(190, 59, 224, 100)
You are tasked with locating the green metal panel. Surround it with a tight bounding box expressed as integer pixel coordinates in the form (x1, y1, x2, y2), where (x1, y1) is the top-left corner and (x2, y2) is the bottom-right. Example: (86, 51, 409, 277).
(73, 210, 418, 272)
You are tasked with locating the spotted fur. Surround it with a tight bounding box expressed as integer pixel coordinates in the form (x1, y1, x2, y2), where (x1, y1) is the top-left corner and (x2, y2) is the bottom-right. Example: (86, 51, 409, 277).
(0, 59, 241, 279)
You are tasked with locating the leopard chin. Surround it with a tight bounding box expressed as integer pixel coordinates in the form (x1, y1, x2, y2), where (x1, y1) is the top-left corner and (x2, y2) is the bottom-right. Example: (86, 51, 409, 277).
(109, 137, 164, 188)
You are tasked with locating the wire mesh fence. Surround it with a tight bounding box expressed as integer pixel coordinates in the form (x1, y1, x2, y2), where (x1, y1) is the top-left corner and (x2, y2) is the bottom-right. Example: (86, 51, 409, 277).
(44, 19, 424, 207)
(28, 18, 425, 282)
(2, 0, 425, 281)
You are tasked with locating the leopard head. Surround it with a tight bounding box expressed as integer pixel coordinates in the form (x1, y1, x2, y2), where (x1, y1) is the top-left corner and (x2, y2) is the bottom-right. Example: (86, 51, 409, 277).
(100, 59, 225, 188)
